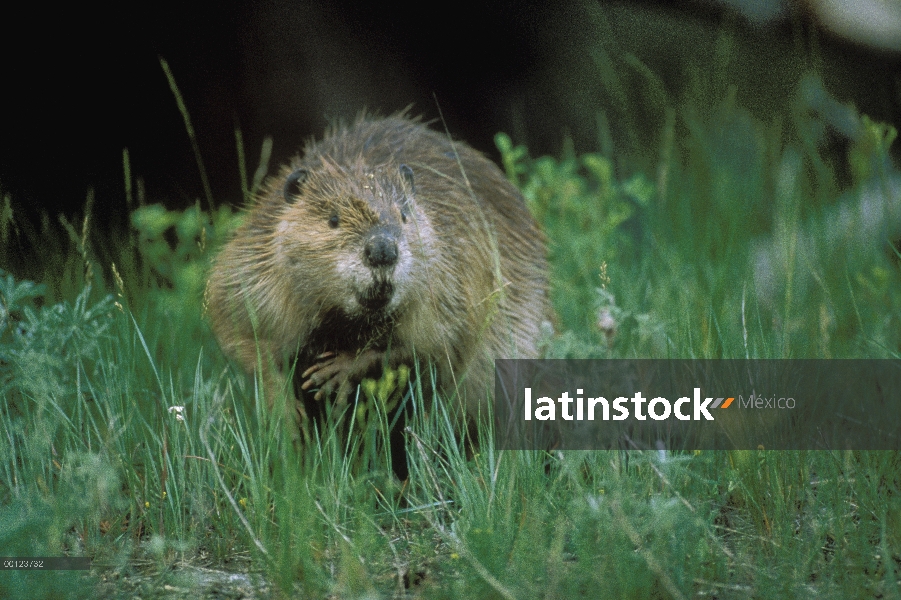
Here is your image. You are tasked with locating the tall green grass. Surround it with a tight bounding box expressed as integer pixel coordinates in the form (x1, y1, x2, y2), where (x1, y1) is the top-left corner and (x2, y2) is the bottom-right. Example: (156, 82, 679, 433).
(1, 31, 900, 600)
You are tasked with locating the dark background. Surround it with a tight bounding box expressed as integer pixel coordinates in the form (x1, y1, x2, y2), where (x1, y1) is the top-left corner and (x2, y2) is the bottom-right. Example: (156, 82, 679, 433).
(1, 0, 899, 219)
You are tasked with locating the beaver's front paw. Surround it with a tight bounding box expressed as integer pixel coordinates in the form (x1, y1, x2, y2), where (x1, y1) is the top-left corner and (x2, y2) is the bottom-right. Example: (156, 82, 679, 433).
(301, 349, 382, 403)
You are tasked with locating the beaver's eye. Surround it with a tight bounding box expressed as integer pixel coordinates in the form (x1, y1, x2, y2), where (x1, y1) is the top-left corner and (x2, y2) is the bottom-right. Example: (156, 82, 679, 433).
(328, 214, 339, 228)
(400, 209, 408, 224)
(283, 168, 309, 202)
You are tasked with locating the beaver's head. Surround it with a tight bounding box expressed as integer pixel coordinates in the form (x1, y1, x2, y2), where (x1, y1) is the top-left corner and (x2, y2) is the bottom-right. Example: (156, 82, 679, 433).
(273, 160, 432, 318)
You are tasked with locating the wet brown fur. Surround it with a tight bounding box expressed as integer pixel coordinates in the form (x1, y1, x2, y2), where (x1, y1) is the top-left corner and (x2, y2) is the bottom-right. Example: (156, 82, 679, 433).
(207, 114, 552, 428)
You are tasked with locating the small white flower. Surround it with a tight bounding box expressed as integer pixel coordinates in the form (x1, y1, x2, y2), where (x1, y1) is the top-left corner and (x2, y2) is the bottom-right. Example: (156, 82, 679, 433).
(168, 405, 185, 422)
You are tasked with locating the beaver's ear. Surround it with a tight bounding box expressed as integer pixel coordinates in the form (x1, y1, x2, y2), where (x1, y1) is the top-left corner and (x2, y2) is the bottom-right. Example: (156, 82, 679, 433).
(399, 164, 415, 194)
(283, 168, 309, 202)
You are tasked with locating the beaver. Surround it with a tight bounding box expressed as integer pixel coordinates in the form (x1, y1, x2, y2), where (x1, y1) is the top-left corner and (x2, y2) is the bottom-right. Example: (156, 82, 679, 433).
(207, 114, 552, 432)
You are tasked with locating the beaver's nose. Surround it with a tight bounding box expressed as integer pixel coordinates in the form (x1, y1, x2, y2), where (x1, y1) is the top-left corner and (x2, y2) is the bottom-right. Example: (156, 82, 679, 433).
(364, 234, 398, 268)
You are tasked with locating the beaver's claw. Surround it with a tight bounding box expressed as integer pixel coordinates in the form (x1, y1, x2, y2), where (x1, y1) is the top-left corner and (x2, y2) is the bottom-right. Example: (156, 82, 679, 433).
(301, 349, 382, 403)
